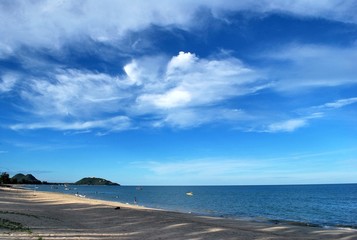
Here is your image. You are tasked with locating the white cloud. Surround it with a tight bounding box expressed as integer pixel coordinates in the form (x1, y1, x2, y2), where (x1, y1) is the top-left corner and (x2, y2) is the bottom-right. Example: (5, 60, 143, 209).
(1, 1, 356, 53)
(12, 49, 355, 133)
(21, 69, 130, 118)
(265, 45, 357, 91)
(246, 0, 357, 22)
(123, 61, 142, 85)
(323, 97, 357, 109)
(166, 51, 198, 75)
(0, 0, 198, 51)
(266, 119, 307, 133)
(8, 48, 354, 133)
(10, 116, 130, 132)
(12, 52, 264, 131)
(264, 113, 323, 133)
(136, 52, 262, 111)
(134, 52, 264, 127)
(150, 88, 192, 109)
(0, 74, 18, 93)
(14, 68, 134, 132)
(161, 108, 248, 128)
(299, 97, 357, 118)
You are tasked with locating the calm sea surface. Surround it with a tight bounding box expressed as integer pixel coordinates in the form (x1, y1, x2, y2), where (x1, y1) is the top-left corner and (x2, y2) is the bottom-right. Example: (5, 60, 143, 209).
(27, 184, 357, 229)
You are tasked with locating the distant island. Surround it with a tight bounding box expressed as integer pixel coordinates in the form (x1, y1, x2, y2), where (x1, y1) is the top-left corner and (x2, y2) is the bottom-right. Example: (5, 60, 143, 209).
(11, 173, 42, 184)
(0, 172, 120, 186)
(75, 177, 120, 186)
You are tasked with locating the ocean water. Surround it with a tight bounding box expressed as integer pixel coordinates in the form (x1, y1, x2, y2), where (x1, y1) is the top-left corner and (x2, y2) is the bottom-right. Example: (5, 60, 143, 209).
(27, 184, 357, 229)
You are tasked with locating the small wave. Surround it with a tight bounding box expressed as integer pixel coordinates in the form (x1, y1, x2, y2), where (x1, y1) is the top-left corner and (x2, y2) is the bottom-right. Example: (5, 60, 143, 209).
(326, 224, 357, 230)
(267, 219, 357, 230)
(269, 219, 320, 228)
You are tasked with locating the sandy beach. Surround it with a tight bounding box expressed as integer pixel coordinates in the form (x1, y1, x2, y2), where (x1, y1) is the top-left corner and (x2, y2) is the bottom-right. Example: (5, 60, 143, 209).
(0, 186, 356, 240)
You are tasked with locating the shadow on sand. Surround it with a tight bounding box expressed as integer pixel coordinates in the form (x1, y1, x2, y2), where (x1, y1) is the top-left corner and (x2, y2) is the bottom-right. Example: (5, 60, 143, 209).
(1, 187, 356, 240)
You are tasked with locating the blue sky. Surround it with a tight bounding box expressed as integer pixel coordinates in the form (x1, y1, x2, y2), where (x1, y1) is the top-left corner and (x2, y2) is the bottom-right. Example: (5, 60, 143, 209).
(1, 0, 357, 185)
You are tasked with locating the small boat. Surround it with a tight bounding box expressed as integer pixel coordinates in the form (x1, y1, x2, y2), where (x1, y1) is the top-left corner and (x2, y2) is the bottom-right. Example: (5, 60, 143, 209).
(186, 192, 193, 196)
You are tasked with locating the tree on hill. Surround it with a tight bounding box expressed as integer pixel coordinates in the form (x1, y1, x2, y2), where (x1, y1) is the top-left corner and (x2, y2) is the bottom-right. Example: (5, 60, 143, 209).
(11, 173, 41, 184)
(75, 177, 119, 185)
(0, 172, 11, 184)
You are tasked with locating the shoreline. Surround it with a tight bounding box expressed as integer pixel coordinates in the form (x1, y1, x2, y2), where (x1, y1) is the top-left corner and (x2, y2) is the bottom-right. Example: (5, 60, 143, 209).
(20, 184, 357, 231)
(1, 186, 357, 240)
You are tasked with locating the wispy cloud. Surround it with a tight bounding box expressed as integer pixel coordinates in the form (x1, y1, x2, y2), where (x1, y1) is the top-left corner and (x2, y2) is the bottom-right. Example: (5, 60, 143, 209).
(265, 118, 308, 133)
(0, 0, 199, 52)
(132, 158, 266, 184)
(21, 69, 131, 118)
(0, 73, 18, 93)
(11, 52, 264, 131)
(10, 116, 131, 132)
(131, 148, 357, 184)
(8, 49, 357, 132)
(134, 51, 265, 127)
(321, 97, 357, 109)
(265, 44, 357, 91)
(137, 52, 261, 109)
(277, 148, 357, 161)
(2, 2, 357, 134)
(262, 97, 357, 133)
(1, 1, 356, 53)
(3, 140, 85, 152)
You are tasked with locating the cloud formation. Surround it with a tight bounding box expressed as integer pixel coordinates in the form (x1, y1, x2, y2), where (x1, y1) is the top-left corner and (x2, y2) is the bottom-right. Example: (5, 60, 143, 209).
(265, 96, 357, 133)
(0, 73, 18, 93)
(10, 116, 131, 132)
(136, 52, 261, 110)
(8, 45, 357, 133)
(260, 114, 321, 133)
(1, 0, 356, 53)
(131, 148, 357, 184)
(10, 52, 263, 131)
(21, 69, 129, 118)
(133, 158, 264, 184)
(322, 97, 357, 109)
(2, 1, 357, 134)
(266, 119, 307, 133)
(265, 45, 357, 91)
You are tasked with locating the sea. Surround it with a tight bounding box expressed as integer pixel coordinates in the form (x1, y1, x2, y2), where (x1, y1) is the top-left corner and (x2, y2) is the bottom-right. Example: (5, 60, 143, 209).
(25, 184, 357, 229)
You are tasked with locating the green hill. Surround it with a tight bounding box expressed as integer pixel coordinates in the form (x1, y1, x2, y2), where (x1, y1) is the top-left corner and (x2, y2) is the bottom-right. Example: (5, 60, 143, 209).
(11, 173, 42, 184)
(74, 177, 119, 186)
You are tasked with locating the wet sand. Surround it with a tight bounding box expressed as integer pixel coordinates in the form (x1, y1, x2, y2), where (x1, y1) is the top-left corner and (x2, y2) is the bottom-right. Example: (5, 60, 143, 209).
(1, 186, 356, 240)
